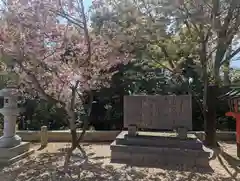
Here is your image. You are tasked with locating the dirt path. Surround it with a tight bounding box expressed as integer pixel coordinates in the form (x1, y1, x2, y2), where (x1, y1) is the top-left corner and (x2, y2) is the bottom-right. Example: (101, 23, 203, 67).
(0, 142, 239, 181)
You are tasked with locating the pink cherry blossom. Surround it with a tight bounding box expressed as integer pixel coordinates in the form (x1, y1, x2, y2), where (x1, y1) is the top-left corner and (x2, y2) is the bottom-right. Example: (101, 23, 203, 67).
(0, 0, 131, 113)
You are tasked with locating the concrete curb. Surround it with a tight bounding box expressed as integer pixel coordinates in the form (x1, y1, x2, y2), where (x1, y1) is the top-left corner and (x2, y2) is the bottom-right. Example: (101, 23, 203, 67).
(0, 130, 236, 142)
(16, 130, 121, 142)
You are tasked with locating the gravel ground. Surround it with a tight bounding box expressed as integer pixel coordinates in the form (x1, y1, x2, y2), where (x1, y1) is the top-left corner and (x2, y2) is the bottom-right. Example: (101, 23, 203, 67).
(0, 142, 239, 181)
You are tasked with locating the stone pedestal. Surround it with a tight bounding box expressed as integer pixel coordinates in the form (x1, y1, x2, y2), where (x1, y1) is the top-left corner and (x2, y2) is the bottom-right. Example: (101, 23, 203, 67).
(0, 114, 22, 147)
(0, 142, 34, 164)
(0, 135, 22, 148)
(0, 88, 33, 165)
(111, 131, 211, 169)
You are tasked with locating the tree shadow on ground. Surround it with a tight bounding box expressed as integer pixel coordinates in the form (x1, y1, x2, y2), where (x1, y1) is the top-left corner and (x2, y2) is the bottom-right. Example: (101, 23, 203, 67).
(0, 146, 236, 181)
(216, 147, 240, 181)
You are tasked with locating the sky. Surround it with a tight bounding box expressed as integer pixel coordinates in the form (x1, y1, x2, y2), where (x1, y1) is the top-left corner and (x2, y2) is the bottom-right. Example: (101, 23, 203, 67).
(83, 0, 92, 10)
(231, 58, 240, 68)
(232, 61, 238, 67)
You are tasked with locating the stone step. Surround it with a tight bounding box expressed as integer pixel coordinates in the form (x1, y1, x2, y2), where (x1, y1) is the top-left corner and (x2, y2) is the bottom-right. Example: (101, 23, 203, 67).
(111, 151, 209, 168)
(115, 131, 203, 150)
(0, 142, 31, 158)
(110, 141, 210, 168)
(116, 135, 203, 150)
(111, 141, 209, 158)
(0, 149, 35, 166)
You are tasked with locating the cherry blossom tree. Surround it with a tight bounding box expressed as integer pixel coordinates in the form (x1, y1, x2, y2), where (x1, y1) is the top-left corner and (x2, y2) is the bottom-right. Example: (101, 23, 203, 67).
(0, 0, 130, 171)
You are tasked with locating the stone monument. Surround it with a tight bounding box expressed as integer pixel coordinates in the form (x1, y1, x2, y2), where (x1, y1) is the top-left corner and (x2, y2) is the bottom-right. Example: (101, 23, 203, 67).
(111, 95, 210, 170)
(123, 95, 192, 132)
(0, 61, 33, 165)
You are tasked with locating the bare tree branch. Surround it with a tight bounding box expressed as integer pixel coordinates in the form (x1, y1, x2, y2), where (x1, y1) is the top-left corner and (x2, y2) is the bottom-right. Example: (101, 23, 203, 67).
(178, 4, 200, 35)
(224, 46, 240, 63)
(212, 0, 221, 31)
(203, 0, 213, 10)
(140, 0, 154, 20)
(159, 44, 175, 69)
(227, 8, 240, 37)
(76, 90, 93, 143)
(79, 0, 91, 65)
(55, 0, 84, 28)
(154, 60, 174, 73)
(184, 20, 193, 37)
(56, 12, 84, 29)
(222, 0, 235, 35)
(70, 80, 80, 110)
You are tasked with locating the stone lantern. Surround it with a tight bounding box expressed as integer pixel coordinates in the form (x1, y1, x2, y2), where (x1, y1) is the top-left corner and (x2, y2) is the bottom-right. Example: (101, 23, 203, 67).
(0, 60, 33, 164)
(0, 88, 21, 147)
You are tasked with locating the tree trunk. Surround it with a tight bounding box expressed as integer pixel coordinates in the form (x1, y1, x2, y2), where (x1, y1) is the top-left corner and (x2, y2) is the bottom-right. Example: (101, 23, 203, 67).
(204, 85, 218, 147)
(63, 91, 93, 173)
(223, 62, 231, 86)
(64, 129, 78, 172)
(223, 46, 231, 86)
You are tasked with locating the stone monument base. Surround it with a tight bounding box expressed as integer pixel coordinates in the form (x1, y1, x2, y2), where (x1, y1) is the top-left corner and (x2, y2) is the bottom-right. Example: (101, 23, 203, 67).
(111, 131, 212, 170)
(0, 142, 34, 165)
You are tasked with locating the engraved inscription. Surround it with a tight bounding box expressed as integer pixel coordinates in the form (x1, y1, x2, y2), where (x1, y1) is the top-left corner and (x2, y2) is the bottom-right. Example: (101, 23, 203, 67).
(124, 95, 192, 130)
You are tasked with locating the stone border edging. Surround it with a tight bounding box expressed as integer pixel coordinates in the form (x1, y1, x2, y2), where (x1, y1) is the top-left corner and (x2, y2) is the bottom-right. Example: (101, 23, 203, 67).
(190, 131, 236, 141)
(16, 130, 121, 142)
(0, 130, 236, 142)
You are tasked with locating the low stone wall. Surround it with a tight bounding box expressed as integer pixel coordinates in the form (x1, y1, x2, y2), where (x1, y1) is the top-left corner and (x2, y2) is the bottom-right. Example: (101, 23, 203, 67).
(191, 131, 236, 141)
(0, 130, 236, 142)
(0, 130, 120, 142)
